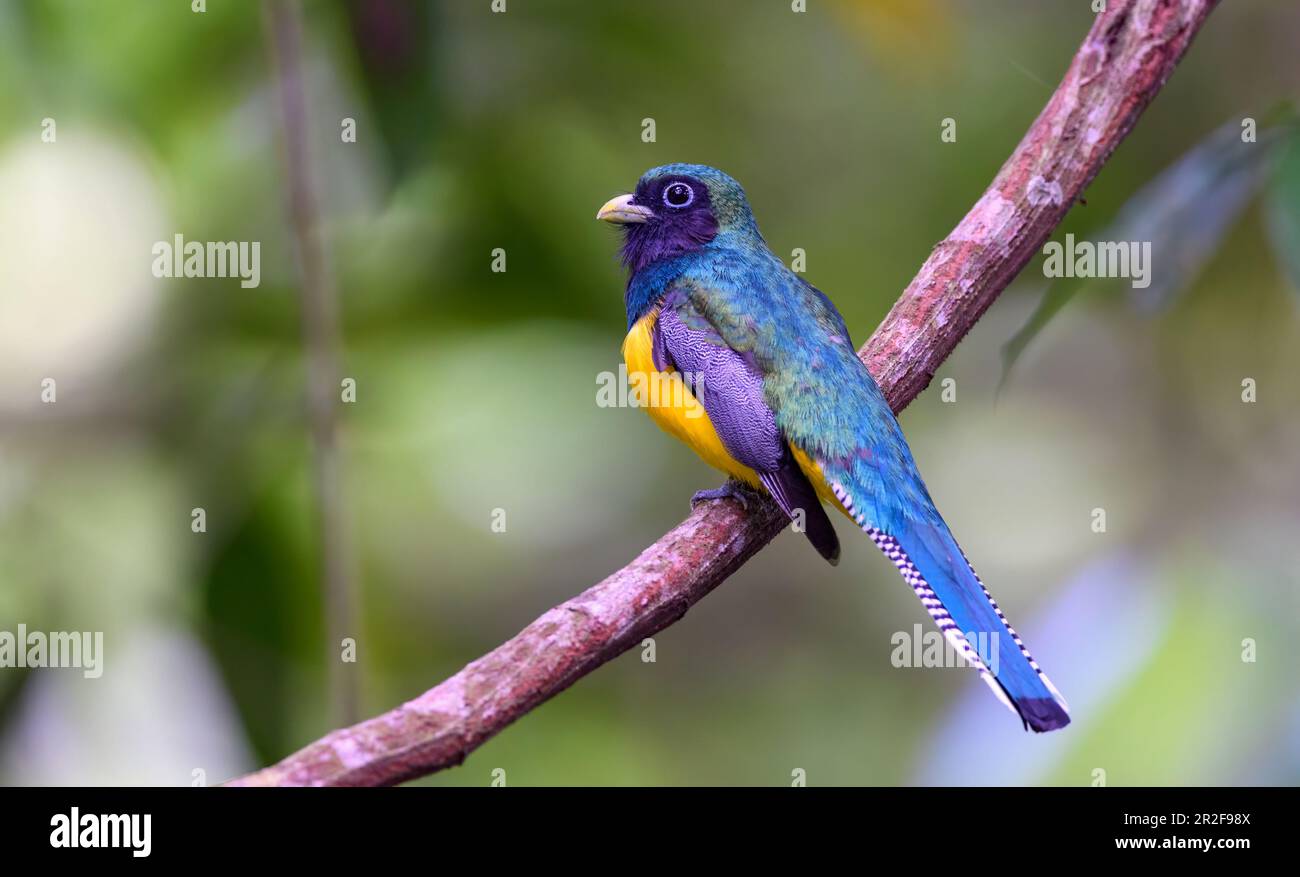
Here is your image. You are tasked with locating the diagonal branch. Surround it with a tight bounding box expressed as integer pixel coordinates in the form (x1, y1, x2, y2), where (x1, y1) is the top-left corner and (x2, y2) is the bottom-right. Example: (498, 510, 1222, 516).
(230, 0, 1219, 787)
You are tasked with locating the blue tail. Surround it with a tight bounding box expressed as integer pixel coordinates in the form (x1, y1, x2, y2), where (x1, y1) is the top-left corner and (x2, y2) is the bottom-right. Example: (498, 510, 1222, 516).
(830, 484, 1070, 732)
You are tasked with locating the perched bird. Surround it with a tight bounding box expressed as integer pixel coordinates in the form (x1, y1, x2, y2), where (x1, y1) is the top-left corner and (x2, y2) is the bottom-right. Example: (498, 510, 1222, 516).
(598, 164, 1069, 732)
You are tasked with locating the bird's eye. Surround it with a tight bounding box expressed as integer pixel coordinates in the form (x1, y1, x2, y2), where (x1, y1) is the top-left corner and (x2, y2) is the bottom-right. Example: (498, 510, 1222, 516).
(663, 182, 694, 209)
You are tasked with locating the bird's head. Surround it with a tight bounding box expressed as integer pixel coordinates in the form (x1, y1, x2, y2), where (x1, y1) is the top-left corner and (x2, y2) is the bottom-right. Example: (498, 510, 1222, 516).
(597, 163, 759, 275)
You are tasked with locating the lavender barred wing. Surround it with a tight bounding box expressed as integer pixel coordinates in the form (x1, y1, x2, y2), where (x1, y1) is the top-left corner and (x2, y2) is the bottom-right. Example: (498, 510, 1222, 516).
(654, 289, 840, 563)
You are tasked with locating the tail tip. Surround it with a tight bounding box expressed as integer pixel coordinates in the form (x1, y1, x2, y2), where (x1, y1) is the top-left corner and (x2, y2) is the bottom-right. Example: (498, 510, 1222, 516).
(1018, 697, 1071, 733)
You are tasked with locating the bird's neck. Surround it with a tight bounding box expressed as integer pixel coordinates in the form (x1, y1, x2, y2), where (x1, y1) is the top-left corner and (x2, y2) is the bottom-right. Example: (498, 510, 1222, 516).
(622, 225, 766, 328)
(624, 255, 690, 329)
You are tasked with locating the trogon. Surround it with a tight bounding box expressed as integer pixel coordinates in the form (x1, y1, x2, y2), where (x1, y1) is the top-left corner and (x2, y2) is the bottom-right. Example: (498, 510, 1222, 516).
(598, 163, 1069, 732)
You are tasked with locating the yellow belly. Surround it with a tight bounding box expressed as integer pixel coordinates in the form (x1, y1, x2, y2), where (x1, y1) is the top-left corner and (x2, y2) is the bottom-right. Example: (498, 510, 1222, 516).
(622, 311, 846, 514)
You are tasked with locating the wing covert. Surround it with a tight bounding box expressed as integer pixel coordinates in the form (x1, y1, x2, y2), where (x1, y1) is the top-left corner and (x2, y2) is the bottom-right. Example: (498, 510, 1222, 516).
(655, 289, 840, 563)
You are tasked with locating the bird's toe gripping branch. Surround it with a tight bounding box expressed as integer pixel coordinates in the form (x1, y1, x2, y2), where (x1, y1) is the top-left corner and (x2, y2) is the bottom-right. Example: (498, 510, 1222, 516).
(691, 478, 762, 512)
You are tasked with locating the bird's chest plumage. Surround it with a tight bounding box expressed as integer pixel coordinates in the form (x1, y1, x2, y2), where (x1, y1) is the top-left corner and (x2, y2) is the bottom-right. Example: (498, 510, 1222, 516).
(621, 310, 762, 487)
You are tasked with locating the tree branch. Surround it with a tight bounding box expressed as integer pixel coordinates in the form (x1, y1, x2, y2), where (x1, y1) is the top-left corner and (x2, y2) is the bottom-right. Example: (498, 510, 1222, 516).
(230, 0, 1220, 787)
(265, 0, 360, 727)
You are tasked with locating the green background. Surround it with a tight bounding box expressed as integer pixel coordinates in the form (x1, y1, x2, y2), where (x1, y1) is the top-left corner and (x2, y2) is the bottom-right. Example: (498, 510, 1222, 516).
(0, 0, 1297, 786)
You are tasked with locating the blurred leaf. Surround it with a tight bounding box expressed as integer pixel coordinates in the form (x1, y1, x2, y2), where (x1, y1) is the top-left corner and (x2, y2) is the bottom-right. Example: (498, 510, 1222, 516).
(1001, 113, 1292, 388)
(1266, 126, 1300, 302)
(1120, 120, 1286, 314)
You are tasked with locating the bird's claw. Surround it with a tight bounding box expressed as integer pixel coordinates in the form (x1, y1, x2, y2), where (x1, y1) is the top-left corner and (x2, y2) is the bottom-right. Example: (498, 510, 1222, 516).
(691, 479, 758, 511)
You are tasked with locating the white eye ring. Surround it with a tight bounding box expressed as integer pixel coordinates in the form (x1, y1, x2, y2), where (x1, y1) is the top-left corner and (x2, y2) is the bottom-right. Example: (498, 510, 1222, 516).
(662, 182, 694, 209)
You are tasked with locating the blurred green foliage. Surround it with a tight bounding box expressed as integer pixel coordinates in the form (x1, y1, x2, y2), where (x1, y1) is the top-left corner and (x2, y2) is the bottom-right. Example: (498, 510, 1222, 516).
(0, 0, 1298, 786)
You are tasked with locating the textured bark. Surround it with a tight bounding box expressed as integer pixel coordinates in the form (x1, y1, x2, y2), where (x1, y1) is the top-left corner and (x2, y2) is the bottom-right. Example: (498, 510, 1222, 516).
(230, 0, 1219, 787)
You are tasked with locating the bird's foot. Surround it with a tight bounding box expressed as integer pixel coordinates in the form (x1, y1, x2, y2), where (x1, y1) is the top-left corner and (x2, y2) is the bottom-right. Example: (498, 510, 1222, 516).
(691, 479, 759, 511)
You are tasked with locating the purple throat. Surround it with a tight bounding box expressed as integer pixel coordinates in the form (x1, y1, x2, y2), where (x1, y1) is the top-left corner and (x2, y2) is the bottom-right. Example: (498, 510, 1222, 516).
(620, 212, 719, 276)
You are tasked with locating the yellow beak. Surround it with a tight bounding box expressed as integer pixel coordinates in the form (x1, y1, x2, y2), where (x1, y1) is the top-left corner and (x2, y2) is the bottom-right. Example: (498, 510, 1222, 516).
(596, 194, 653, 224)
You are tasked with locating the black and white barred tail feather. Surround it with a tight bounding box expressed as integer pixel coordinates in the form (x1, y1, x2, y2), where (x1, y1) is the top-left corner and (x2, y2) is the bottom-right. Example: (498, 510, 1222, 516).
(831, 480, 1070, 733)
(956, 544, 1070, 712)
